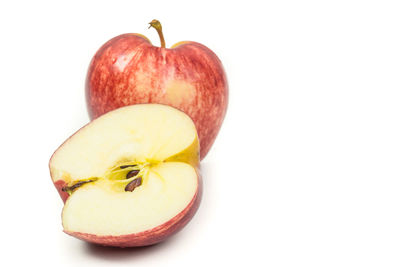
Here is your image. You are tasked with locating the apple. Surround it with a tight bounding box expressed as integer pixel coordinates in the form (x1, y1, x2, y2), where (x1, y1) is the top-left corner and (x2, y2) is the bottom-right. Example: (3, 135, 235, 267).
(49, 104, 202, 247)
(85, 19, 228, 160)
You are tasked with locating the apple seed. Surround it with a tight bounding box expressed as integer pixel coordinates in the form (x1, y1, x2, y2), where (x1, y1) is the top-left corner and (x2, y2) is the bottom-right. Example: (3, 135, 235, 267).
(120, 164, 137, 169)
(126, 169, 140, 179)
(125, 177, 142, 192)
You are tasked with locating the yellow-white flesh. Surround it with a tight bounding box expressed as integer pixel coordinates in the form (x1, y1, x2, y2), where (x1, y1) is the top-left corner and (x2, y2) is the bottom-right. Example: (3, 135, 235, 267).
(63, 162, 197, 235)
(50, 104, 199, 236)
(50, 104, 197, 181)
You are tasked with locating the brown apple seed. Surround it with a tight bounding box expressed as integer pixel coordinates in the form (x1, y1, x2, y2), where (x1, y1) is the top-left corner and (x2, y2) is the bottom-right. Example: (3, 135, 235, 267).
(125, 177, 142, 192)
(120, 164, 137, 169)
(126, 169, 140, 179)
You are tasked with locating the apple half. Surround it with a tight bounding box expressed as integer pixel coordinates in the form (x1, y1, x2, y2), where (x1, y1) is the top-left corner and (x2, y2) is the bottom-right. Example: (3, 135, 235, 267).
(49, 104, 201, 247)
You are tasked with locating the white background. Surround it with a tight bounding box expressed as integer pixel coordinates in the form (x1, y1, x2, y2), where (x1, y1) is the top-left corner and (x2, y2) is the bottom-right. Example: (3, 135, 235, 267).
(1, 0, 400, 266)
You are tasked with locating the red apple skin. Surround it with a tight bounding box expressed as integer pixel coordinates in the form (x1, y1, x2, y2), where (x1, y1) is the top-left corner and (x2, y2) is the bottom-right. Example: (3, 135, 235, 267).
(54, 180, 69, 203)
(86, 34, 228, 160)
(63, 172, 202, 247)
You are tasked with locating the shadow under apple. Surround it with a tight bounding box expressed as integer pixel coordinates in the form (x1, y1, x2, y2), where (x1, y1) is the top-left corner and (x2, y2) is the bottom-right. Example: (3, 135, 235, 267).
(83, 235, 178, 261)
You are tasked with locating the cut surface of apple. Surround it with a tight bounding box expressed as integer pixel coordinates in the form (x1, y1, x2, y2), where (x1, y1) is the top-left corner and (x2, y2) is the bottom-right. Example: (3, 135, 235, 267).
(49, 104, 201, 247)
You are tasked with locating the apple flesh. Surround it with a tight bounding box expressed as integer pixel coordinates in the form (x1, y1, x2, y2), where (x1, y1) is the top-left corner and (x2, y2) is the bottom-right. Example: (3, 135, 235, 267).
(49, 104, 201, 247)
(86, 20, 228, 160)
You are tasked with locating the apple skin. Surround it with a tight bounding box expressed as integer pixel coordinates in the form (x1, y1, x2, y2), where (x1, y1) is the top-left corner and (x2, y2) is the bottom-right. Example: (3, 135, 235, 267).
(63, 172, 202, 247)
(54, 180, 69, 203)
(86, 34, 228, 160)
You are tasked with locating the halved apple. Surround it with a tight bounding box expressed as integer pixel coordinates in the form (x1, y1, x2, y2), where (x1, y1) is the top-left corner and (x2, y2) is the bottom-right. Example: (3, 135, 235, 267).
(49, 104, 201, 247)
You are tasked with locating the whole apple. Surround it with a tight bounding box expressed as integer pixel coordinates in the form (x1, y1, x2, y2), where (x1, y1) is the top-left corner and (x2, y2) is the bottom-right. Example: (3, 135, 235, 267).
(86, 20, 228, 160)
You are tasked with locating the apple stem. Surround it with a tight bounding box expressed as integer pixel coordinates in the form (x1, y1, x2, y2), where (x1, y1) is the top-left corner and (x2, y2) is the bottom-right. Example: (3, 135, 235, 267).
(148, 19, 166, 48)
(62, 178, 98, 194)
